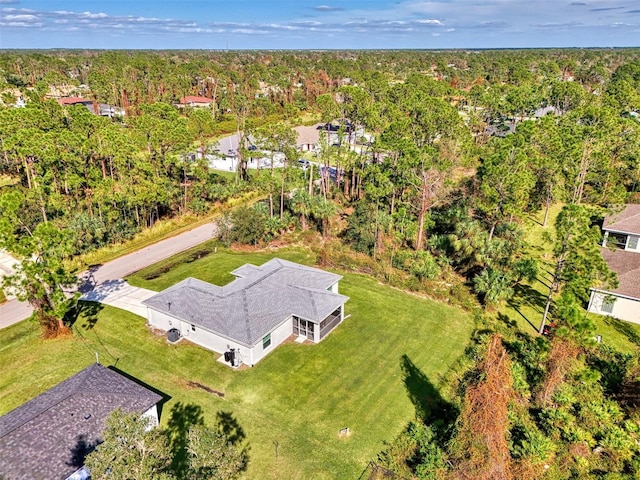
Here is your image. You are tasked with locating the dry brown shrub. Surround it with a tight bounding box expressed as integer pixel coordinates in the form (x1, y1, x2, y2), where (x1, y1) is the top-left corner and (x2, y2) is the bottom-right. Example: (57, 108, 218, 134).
(535, 339, 580, 407)
(569, 442, 591, 458)
(511, 459, 546, 480)
(450, 334, 514, 480)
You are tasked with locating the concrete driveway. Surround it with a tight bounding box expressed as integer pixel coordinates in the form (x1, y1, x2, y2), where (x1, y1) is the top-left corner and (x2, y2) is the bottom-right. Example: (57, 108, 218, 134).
(80, 280, 157, 318)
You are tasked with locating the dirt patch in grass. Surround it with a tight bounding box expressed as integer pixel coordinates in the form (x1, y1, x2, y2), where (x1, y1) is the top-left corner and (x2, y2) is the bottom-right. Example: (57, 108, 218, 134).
(186, 380, 225, 397)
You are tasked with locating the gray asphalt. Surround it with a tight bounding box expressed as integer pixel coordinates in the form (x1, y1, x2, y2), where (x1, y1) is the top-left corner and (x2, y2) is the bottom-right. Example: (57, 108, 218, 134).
(0, 222, 217, 330)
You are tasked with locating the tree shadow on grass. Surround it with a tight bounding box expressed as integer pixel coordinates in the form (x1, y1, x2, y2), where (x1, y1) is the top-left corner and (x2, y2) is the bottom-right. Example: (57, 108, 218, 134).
(167, 402, 205, 477)
(216, 410, 246, 445)
(401, 355, 457, 425)
(216, 410, 249, 472)
(64, 300, 104, 330)
(603, 316, 640, 347)
(506, 284, 546, 333)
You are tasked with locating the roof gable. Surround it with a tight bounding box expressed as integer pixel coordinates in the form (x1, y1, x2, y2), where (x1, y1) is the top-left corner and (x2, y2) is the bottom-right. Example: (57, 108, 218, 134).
(143, 258, 348, 345)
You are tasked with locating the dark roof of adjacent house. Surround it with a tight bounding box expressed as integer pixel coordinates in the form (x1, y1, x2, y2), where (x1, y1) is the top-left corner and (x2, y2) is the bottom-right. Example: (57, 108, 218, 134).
(599, 247, 640, 299)
(0, 364, 161, 480)
(603, 204, 640, 235)
(143, 258, 348, 346)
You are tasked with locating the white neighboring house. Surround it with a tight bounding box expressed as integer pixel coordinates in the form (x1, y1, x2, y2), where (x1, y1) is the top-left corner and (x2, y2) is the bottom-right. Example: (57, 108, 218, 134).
(143, 258, 349, 367)
(0, 363, 162, 480)
(0, 249, 20, 299)
(588, 205, 640, 324)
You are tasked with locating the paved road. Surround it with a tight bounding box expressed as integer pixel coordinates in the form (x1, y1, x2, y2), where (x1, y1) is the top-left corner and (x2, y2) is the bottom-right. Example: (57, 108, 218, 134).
(0, 222, 217, 330)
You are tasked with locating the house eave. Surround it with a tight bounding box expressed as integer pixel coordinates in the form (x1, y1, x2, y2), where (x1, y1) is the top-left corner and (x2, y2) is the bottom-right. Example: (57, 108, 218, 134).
(590, 288, 640, 303)
(604, 227, 640, 237)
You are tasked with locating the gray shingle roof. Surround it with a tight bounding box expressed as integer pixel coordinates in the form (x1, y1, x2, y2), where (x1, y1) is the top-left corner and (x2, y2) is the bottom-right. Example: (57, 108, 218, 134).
(599, 247, 640, 299)
(143, 258, 348, 346)
(0, 364, 161, 480)
(604, 204, 640, 235)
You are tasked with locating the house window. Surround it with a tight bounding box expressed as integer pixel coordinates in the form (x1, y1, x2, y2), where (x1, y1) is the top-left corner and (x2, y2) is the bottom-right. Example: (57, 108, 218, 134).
(191, 324, 196, 332)
(607, 233, 627, 249)
(628, 235, 639, 250)
(263, 333, 271, 350)
(601, 296, 616, 314)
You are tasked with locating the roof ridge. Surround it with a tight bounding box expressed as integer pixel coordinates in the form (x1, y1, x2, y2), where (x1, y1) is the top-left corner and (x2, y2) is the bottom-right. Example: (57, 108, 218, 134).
(242, 289, 252, 343)
(220, 265, 283, 297)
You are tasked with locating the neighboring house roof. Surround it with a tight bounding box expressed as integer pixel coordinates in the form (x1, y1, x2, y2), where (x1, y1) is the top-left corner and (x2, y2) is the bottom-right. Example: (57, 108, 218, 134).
(179, 95, 213, 104)
(58, 97, 92, 105)
(0, 364, 161, 480)
(143, 258, 348, 346)
(599, 247, 640, 300)
(603, 204, 640, 235)
(293, 123, 322, 147)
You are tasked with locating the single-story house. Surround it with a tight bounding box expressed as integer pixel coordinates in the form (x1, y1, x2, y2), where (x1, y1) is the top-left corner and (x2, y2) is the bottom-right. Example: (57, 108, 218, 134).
(0, 363, 162, 480)
(293, 123, 322, 152)
(57, 97, 125, 118)
(177, 95, 213, 108)
(143, 258, 349, 367)
(587, 205, 640, 324)
(57, 96, 94, 111)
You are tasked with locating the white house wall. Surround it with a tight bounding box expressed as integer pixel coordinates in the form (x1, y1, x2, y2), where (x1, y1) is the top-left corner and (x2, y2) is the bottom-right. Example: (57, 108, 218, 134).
(141, 404, 159, 430)
(147, 308, 175, 331)
(588, 291, 640, 325)
(147, 308, 294, 366)
(248, 316, 293, 365)
(177, 319, 249, 363)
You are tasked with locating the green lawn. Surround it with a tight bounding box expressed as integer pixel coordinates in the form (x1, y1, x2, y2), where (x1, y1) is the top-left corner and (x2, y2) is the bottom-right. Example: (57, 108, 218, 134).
(1, 247, 475, 480)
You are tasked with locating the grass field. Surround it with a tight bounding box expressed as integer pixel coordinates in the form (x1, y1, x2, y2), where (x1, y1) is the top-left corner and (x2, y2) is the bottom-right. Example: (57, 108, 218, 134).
(1, 246, 475, 479)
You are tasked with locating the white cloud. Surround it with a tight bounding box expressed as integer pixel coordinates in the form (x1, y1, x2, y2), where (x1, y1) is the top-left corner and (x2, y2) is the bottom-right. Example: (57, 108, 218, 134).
(0, 20, 42, 27)
(5, 13, 37, 21)
(80, 11, 108, 19)
(314, 5, 344, 12)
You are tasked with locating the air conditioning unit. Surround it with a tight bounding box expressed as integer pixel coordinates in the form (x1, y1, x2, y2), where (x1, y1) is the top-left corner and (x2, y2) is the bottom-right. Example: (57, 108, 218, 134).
(167, 328, 180, 343)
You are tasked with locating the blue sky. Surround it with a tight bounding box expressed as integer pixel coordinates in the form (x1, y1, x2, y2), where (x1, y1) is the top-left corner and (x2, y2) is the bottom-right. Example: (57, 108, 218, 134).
(0, 0, 638, 49)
